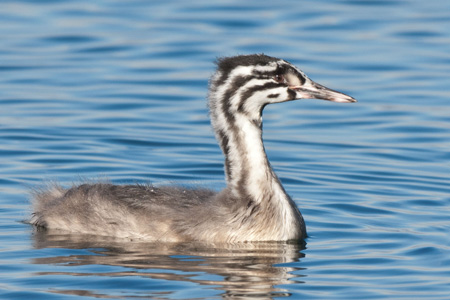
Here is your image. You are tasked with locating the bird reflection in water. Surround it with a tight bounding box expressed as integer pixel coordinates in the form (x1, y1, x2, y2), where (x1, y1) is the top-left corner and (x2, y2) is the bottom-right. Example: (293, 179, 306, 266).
(31, 230, 306, 299)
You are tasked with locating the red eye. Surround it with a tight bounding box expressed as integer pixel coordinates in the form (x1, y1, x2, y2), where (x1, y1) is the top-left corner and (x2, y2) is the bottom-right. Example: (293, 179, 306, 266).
(273, 74, 286, 84)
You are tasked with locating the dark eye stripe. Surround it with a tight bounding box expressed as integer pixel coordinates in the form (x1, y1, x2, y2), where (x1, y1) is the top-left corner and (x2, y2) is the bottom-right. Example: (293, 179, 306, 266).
(238, 82, 282, 113)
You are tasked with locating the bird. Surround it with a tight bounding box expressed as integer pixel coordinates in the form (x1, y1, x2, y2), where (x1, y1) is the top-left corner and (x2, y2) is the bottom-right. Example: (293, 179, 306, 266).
(30, 54, 356, 243)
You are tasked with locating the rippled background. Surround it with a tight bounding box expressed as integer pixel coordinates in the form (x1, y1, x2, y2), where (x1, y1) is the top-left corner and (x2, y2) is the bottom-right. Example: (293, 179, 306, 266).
(1, 0, 449, 299)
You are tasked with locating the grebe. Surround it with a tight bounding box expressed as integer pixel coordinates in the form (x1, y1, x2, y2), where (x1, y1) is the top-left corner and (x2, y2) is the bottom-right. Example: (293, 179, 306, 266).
(30, 54, 356, 243)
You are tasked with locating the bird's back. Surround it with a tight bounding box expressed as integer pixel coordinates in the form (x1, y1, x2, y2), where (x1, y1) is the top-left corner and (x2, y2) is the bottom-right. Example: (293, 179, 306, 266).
(31, 183, 218, 242)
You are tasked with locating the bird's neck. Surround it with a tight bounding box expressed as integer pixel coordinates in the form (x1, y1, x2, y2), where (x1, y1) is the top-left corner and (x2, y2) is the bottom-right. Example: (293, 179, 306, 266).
(214, 111, 287, 204)
(214, 111, 305, 240)
(209, 83, 305, 240)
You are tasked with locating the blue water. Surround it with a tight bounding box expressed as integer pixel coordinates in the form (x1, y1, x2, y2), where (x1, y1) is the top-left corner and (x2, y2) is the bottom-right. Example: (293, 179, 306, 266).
(1, 0, 449, 299)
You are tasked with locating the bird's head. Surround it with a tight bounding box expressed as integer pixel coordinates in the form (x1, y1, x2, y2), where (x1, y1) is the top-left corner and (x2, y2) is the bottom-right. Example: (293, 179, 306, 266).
(209, 54, 356, 123)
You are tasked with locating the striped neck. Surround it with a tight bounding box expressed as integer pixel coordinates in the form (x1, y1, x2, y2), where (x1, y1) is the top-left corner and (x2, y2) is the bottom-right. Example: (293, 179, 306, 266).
(209, 68, 288, 204)
(207, 55, 309, 240)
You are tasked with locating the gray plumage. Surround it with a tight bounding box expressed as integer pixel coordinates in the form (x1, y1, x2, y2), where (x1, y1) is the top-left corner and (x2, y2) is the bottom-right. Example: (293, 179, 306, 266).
(30, 54, 356, 243)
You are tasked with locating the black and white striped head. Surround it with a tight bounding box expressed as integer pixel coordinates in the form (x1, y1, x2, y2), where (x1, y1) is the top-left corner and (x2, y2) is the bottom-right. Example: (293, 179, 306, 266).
(209, 54, 356, 125)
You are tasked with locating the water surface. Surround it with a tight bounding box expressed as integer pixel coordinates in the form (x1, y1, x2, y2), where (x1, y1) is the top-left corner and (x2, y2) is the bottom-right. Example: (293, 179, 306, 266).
(1, 0, 449, 299)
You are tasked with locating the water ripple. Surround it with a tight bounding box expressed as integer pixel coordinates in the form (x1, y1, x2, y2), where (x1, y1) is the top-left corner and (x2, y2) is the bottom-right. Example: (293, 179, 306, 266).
(1, 0, 450, 299)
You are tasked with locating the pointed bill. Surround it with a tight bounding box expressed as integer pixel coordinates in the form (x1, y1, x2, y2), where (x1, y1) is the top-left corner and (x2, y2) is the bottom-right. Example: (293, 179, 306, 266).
(290, 80, 357, 103)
